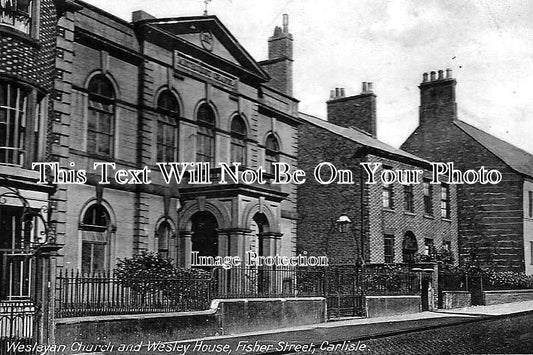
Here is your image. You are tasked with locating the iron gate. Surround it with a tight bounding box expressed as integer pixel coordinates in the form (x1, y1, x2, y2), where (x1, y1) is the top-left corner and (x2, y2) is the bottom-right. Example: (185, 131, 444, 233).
(325, 265, 364, 318)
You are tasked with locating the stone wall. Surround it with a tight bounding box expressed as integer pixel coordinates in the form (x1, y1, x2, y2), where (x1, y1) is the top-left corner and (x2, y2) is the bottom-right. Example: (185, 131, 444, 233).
(483, 290, 533, 305)
(54, 297, 326, 353)
(365, 296, 421, 318)
(441, 291, 471, 309)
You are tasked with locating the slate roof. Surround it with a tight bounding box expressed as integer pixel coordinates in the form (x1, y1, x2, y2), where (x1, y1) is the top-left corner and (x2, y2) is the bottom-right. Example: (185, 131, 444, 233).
(299, 112, 429, 166)
(454, 120, 533, 178)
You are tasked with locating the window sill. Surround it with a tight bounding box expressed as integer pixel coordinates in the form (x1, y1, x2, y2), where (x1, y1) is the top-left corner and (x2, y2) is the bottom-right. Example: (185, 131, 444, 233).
(423, 214, 434, 220)
(383, 208, 395, 213)
(441, 218, 452, 223)
(404, 211, 415, 216)
(0, 25, 38, 48)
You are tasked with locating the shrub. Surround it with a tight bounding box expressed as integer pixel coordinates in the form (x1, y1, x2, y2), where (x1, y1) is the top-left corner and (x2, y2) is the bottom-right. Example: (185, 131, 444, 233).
(364, 265, 414, 295)
(414, 247, 455, 268)
(487, 271, 533, 290)
(115, 252, 211, 299)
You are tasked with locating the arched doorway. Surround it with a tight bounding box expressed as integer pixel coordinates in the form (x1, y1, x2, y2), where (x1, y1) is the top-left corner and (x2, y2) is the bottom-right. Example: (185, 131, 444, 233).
(191, 211, 218, 257)
(402, 231, 418, 263)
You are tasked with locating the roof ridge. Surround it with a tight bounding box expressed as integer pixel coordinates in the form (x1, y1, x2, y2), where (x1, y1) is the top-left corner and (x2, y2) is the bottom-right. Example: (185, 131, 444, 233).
(454, 119, 533, 178)
(298, 112, 428, 165)
(454, 120, 533, 157)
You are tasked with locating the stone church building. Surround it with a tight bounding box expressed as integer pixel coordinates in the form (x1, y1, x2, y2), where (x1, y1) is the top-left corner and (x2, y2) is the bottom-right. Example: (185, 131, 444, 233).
(49, 3, 300, 272)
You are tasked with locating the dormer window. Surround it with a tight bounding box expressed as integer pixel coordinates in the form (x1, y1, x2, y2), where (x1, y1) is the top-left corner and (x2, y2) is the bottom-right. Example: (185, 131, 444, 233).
(0, 0, 33, 34)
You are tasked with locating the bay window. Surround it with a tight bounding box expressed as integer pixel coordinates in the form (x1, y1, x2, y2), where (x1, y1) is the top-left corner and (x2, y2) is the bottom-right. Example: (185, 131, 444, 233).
(0, 82, 27, 165)
(0, 0, 33, 34)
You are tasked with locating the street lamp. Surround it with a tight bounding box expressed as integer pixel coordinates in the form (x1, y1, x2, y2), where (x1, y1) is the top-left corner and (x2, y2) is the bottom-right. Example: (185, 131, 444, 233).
(336, 214, 352, 233)
(336, 213, 365, 316)
(336, 214, 364, 267)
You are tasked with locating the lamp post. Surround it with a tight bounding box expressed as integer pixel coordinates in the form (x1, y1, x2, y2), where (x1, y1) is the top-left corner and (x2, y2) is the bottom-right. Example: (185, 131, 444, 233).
(336, 213, 365, 316)
(336, 214, 364, 266)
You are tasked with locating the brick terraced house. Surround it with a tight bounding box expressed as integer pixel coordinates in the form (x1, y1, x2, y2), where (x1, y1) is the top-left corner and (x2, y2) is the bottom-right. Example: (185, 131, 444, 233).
(298, 84, 459, 267)
(402, 70, 533, 274)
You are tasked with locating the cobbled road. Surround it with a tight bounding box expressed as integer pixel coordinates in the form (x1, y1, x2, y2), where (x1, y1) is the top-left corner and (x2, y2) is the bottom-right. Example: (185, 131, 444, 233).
(287, 312, 533, 355)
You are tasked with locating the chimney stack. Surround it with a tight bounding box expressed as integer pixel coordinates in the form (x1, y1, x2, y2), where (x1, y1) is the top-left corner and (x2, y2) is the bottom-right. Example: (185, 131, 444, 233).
(419, 68, 457, 126)
(259, 14, 293, 96)
(327, 82, 377, 138)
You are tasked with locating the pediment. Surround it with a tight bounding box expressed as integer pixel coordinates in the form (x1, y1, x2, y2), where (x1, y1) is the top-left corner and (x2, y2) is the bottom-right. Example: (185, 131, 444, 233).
(147, 16, 269, 82)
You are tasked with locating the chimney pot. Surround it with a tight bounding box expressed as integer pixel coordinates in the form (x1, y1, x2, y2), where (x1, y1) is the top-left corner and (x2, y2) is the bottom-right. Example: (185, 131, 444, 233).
(283, 14, 289, 33)
(367, 82, 373, 93)
(423, 73, 429, 82)
(340, 88, 345, 97)
(335, 88, 340, 97)
(330, 90, 335, 100)
(362, 82, 368, 93)
(430, 71, 437, 81)
(438, 70, 444, 80)
(446, 68, 452, 79)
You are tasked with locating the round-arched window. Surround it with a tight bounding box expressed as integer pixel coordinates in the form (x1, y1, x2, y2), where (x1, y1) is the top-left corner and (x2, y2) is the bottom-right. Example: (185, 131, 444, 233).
(196, 103, 215, 163)
(265, 134, 280, 173)
(80, 204, 112, 274)
(87, 75, 115, 157)
(156, 90, 179, 162)
(230, 115, 247, 165)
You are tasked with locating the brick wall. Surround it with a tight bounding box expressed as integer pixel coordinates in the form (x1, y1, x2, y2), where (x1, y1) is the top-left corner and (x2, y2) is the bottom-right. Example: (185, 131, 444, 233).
(298, 121, 459, 265)
(327, 93, 377, 138)
(259, 20, 293, 96)
(297, 122, 364, 264)
(365, 155, 458, 263)
(0, 0, 57, 91)
(402, 76, 525, 272)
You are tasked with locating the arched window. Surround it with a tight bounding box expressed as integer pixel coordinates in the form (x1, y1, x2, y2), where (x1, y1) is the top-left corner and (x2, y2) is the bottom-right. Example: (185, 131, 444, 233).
(196, 103, 215, 163)
(265, 134, 280, 174)
(156, 91, 179, 162)
(402, 231, 418, 263)
(230, 115, 246, 165)
(87, 75, 115, 157)
(80, 204, 111, 274)
(0, 82, 28, 165)
(252, 213, 269, 257)
(155, 220, 173, 258)
(0, 0, 33, 33)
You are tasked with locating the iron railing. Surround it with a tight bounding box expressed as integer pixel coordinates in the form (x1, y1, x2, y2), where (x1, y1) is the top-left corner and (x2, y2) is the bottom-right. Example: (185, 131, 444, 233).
(55, 269, 212, 318)
(55, 265, 421, 318)
(0, 301, 38, 355)
(364, 270, 419, 295)
(211, 266, 324, 299)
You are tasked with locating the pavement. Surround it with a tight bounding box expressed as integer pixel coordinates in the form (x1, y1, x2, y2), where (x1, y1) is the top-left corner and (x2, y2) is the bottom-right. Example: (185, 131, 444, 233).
(76, 300, 533, 354)
(176, 300, 533, 354)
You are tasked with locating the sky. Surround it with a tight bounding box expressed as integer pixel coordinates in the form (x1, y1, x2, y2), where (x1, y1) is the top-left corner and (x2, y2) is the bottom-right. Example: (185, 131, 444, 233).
(83, 0, 533, 152)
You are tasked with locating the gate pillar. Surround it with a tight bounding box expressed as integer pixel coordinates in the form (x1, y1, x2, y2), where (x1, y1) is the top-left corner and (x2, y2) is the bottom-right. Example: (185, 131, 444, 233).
(34, 244, 62, 345)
